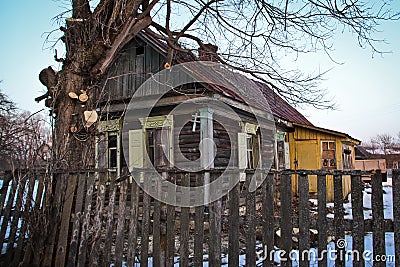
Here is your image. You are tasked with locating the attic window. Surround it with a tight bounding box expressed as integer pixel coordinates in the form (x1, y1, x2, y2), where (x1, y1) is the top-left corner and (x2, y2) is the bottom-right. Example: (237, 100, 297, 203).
(136, 46, 144, 55)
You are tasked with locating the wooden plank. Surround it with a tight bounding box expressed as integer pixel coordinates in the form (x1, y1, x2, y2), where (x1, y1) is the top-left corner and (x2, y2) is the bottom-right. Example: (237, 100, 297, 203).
(55, 174, 78, 267)
(333, 174, 344, 267)
(67, 173, 86, 267)
(103, 178, 117, 266)
(194, 174, 204, 267)
(126, 181, 139, 266)
(6, 175, 27, 254)
(317, 175, 327, 267)
(89, 172, 107, 266)
(153, 198, 161, 267)
(351, 174, 364, 267)
(0, 172, 11, 218)
(393, 169, 400, 265)
(228, 182, 239, 267)
(43, 173, 69, 267)
(166, 175, 176, 267)
(12, 174, 36, 265)
(280, 174, 292, 267)
(179, 174, 190, 267)
(22, 174, 46, 265)
(209, 173, 222, 267)
(140, 183, 151, 267)
(245, 173, 256, 267)
(0, 175, 18, 249)
(115, 180, 128, 267)
(262, 173, 274, 267)
(371, 170, 385, 267)
(77, 173, 96, 267)
(298, 173, 309, 267)
(33, 175, 45, 211)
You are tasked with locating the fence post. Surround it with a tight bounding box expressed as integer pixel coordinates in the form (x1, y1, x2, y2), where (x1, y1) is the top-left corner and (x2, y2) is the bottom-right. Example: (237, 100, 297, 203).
(77, 172, 96, 267)
(55, 174, 77, 267)
(209, 172, 222, 267)
(351, 174, 364, 267)
(333, 174, 344, 267)
(393, 169, 400, 264)
(166, 175, 176, 267)
(194, 173, 204, 267)
(67, 173, 86, 267)
(280, 173, 292, 267)
(371, 170, 385, 267)
(317, 174, 327, 267)
(0, 173, 18, 252)
(126, 180, 139, 266)
(298, 173, 309, 267)
(5, 172, 27, 259)
(228, 177, 239, 267)
(0, 171, 12, 219)
(180, 173, 190, 267)
(262, 173, 275, 267)
(140, 179, 150, 267)
(245, 172, 256, 267)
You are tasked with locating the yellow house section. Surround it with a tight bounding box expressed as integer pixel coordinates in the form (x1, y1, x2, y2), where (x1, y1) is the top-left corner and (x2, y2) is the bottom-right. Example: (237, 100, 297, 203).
(287, 124, 360, 202)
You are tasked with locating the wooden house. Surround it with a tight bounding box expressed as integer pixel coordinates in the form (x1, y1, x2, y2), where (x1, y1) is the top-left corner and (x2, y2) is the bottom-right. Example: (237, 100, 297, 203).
(93, 31, 360, 202)
(287, 124, 361, 201)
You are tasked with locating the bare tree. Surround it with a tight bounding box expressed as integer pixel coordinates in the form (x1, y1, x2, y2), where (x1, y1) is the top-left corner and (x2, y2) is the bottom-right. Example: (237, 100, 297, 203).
(377, 133, 396, 155)
(364, 133, 398, 155)
(0, 90, 50, 171)
(363, 137, 379, 155)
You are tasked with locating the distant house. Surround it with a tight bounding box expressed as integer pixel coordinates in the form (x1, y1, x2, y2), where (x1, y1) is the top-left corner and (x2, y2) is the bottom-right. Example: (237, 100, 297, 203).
(286, 124, 361, 201)
(94, 31, 361, 202)
(355, 145, 400, 170)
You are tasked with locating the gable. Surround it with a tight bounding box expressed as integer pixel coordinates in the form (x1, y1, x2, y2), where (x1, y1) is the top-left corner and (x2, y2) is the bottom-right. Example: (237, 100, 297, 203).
(100, 35, 166, 103)
(98, 31, 312, 129)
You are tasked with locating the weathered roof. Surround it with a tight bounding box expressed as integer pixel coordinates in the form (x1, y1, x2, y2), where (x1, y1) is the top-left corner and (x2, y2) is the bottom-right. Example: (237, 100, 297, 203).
(293, 123, 361, 145)
(254, 82, 313, 126)
(135, 32, 312, 127)
(355, 146, 371, 159)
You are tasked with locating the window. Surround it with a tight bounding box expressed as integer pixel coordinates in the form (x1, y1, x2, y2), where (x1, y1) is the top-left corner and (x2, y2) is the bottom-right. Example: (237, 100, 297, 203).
(393, 161, 399, 169)
(246, 135, 255, 168)
(275, 131, 290, 170)
(238, 133, 260, 170)
(238, 132, 260, 168)
(129, 115, 173, 171)
(322, 141, 336, 169)
(342, 144, 353, 169)
(146, 127, 170, 168)
(97, 119, 123, 176)
(108, 134, 118, 169)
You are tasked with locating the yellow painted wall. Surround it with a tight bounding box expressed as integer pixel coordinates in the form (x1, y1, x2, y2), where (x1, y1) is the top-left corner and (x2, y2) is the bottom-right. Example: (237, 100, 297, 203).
(287, 126, 355, 202)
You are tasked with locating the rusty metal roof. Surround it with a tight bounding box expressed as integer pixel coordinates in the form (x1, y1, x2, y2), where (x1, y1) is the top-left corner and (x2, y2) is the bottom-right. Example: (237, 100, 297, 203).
(137, 31, 313, 126)
(254, 82, 313, 126)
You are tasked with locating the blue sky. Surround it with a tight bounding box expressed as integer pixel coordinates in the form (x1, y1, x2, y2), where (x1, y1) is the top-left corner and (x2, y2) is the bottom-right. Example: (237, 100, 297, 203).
(0, 1, 399, 142)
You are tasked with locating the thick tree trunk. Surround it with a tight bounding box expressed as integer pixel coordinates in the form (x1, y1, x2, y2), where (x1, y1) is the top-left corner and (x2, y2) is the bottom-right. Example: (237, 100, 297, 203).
(32, 1, 153, 263)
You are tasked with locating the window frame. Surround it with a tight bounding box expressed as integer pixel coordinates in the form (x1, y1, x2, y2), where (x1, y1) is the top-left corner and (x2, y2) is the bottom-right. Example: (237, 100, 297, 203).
(321, 140, 336, 169)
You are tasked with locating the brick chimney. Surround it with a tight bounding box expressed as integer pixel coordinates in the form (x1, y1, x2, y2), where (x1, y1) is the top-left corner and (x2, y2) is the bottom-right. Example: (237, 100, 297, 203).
(198, 43, 218, 62)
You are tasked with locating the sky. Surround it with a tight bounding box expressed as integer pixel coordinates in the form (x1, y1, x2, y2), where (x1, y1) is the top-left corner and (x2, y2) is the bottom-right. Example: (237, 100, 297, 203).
(0, 1, 399, 143)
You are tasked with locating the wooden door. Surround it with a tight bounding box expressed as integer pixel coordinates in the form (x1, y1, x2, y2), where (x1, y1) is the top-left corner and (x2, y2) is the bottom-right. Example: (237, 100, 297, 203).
(295, 140, 318, 193)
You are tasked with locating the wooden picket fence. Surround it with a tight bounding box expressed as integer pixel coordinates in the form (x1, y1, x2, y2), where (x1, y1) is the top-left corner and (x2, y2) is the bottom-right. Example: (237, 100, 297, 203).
(0, 169, 399, 266)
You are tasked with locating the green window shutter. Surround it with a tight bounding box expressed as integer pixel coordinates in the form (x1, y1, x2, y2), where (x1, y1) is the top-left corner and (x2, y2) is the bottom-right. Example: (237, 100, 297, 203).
(129, 129, 145, 170)
(238, 133, 248, 181)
